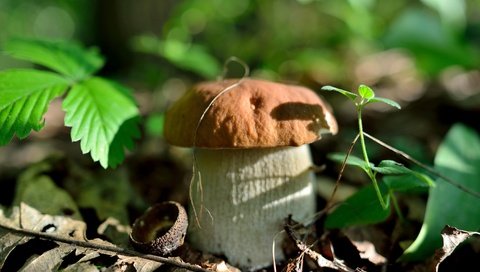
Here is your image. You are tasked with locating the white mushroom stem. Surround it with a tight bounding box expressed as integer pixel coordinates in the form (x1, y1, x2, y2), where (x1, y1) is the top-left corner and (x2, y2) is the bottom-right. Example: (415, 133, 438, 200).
(188, 145, 316, 270)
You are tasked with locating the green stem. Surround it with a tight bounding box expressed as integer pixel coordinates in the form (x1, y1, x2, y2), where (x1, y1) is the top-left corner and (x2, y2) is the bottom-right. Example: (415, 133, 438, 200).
(390, 191, 404, 222)
(357, 107, 387, 209)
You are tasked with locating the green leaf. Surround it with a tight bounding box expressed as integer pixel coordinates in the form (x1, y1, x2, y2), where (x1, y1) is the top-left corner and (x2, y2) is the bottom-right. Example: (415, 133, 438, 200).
(373, 160, 411, 175)
(402, 124, 480, 261)
(63, 77, 139, 168)
(0, 69, 68, 145)
(373, 160, 435, 189)
(328, 152, 373, 172)
(367, 97, 401, 109)
(383, 174, 431, 193)
(325, 182, 391, 228)
(321, 85, 358, 101)
(108, 116, 141, 168)
(4, 38, 104, 80)
(358, 84, 375, 99)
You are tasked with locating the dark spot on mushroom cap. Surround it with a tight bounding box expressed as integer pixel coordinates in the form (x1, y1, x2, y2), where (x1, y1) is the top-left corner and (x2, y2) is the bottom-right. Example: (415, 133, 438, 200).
(270, 102, 329, 133)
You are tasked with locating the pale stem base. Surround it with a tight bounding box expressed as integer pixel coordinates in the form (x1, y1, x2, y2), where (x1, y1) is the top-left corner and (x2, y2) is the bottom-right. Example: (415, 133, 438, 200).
(189, 145, 316, 270)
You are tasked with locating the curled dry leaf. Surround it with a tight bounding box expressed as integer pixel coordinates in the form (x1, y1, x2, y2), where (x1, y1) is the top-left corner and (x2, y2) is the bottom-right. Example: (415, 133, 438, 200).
(433, 225, 480, 272)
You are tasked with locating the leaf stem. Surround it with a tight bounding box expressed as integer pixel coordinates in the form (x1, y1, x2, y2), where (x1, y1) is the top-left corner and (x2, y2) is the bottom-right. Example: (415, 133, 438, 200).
(363, 132, 480, 199)
(389, 191, 404, 222)
(357, 107, 387, 209)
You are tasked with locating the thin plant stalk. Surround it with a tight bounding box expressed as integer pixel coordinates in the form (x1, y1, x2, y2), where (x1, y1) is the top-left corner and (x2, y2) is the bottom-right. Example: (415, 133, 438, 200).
(357, 107, 387, 209)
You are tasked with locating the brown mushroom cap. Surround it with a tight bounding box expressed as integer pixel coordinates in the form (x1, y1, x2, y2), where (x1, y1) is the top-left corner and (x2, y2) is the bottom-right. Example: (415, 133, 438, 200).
(164, 78, 338, 148)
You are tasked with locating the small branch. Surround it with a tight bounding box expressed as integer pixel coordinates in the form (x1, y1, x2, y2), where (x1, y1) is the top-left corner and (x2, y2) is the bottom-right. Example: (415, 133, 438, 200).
(325, 133, 360, 211)
(363, 132, 480, 199)
(0, 223, 211, 272)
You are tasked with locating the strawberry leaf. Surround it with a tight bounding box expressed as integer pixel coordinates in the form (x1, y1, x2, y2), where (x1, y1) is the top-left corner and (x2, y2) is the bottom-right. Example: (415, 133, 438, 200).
(63, 77, 139, 168)
(0, 69, 68, 145)
(4, 38, 104, 81)
(108, 116, 141, 168)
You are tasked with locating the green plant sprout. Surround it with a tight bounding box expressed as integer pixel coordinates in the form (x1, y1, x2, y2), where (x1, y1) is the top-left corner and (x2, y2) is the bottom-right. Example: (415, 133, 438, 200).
(321, 84, 435, 227)
(0, 38, 140, 168)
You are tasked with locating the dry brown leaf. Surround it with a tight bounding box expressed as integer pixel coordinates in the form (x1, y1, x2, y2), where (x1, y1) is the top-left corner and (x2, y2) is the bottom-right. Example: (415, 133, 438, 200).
(433, 225, 480, 272)
(0, 203, 162, 271)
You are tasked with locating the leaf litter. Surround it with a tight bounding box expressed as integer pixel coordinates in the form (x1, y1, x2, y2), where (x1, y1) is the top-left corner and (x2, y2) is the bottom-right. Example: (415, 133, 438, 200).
(0, 203, 163, 271)
(433, 226, 480, 272)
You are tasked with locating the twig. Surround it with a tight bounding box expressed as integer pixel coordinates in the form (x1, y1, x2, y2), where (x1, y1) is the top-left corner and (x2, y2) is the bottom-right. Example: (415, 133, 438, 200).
(0, 223, 212, 272)
(363, 132, 480, 199)
(325, 133, 360, 211)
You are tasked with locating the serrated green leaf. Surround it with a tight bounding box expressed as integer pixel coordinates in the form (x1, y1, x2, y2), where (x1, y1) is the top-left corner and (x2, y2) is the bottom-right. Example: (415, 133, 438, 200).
(63, 77, 139, 168)
(321, 85, 358, 101)
(108, 116, 141, 168)
(358, 84, 375, 99)
(325, 182, 391, 228)
(4, 38, 104, 80)
(403, 124, 480, 261)
(367, 97, 401, 109)
(0, 69, 68, 145)
(328, 152, 373, 172)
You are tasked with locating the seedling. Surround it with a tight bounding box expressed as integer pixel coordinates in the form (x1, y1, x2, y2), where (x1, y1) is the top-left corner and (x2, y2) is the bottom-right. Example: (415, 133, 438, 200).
(321, 85, 434, 227)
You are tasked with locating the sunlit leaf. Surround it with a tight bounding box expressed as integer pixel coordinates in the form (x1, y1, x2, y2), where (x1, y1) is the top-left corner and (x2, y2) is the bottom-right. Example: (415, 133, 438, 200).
(0, 69, 68, 145)
(63, 77, 139, 168)
(4, 37, 104, 80)
(402, 124, 480, 260)
(368, 97, 401, 109)
(358, 84, 375, 100)
(321, 85, 358, 101)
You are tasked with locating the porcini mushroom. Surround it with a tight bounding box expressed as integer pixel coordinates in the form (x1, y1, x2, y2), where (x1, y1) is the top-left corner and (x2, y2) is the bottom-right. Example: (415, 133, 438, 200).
(164, 78, 337, 270)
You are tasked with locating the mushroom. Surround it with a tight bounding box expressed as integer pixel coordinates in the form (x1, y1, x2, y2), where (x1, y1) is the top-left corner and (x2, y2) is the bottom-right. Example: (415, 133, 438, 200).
(164, 78, 337, 270)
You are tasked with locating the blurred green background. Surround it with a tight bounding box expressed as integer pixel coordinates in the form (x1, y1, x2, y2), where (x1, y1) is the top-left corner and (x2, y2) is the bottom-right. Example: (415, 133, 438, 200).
(1, 0, 479, 178)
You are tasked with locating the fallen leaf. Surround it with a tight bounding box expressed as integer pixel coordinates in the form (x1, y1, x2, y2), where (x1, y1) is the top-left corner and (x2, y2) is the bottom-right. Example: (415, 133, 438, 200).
(433, 225, 480, 272)
(12, 161, 82, 220)
(0, 203, 162, 271)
